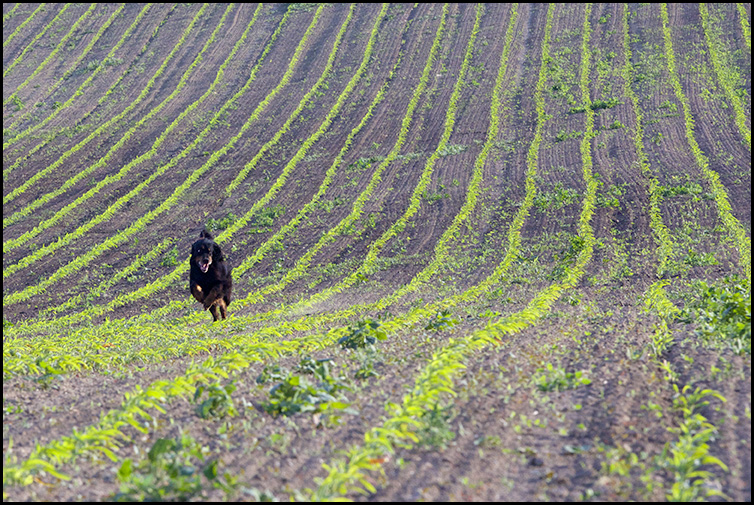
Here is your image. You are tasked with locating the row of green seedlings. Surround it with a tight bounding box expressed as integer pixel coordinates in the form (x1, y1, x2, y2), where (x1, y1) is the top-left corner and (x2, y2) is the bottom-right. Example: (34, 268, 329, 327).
(602, 282, 743, 500)
(3, 3, 233, 238)
(3, 3, 155, 174)
(230, 3, 450, 311)
(6, 0, 510, 386)
(654, 277, 749, 498)
(1, 3, 47, 50)
(293, 2, 481, 312)
(4, 3, 405, 344)
(4, 3, 199, 210)
(221, 2, 382, 198)
(264, 1, 517, 327)
(5, 2, 394, 338)
(618, 3, 678, 355)
(1, 3, 77, 81)
(3, 3, 447, 373)
(4, 4, 99, 107)
(699, 3, 750, 149)
(599, 377, 730, 501)
(659, 3, 750, 284)
(1, 310, 382, 488)
(35, 3, 386, 320)
(2, 5, 325, 305)
(1, 12, 545, 468)
(310, 3, 597, 498)
(294, 1, 518, 322)
(737, 3, 751, 49)
(604, 9, 733, 495)
(8, 0, 532, 386)
(4, 3, 128, 135)
(108, 317, 426, 501)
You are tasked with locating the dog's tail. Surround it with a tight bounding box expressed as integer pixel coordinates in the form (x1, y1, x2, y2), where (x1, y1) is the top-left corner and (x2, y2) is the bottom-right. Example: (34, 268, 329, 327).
(200, 229, 214, 240)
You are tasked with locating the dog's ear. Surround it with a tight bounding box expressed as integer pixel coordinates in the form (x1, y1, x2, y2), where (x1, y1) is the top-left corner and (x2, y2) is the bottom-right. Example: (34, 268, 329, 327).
(213, 242, 225, 261)
(200, 229, 214, 240)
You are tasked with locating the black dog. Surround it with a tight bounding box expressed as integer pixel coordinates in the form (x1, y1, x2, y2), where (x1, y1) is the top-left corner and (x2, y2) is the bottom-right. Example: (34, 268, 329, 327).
(189, 230, 232, 321)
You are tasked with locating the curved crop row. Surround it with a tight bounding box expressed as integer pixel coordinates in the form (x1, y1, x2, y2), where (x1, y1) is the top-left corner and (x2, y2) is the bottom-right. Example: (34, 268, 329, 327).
(737, 3, 751, 50)
(3, 3, 143, 151)
(2, 3, 45, 49)
(3, 3, 97, 106)
(3, 4, 199, 208)
(620, 4, 679, 355)
(2, 5, 325, 304)
(2, 3, 71, 79)
(3, 3, 230, 239)
(232, 4, 449, 311)
(659, 3, 751, 283)
(5, 3, 127, 134)
(699, 3, 751, 149)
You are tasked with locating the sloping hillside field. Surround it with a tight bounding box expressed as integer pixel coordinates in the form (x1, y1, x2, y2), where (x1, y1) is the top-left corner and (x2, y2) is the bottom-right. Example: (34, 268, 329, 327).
(3, 3, 751, 501)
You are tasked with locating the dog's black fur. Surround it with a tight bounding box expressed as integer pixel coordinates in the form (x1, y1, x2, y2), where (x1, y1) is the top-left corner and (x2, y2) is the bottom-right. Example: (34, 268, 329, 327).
(189, 230, 232, 321)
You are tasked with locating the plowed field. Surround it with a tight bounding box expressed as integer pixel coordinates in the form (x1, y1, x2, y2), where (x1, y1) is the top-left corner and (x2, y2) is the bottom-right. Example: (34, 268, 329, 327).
(3, 3, 751, 501)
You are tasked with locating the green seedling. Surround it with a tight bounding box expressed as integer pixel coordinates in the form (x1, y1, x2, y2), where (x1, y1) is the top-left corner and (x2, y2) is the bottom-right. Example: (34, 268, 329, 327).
(532, 363, 591, 392)
(424, 309, 459, 331)
(338, 318, 387, 349)
(116, 434, 236, 501)
(257, 357, 351, 417)
(194, 383, 238, 419)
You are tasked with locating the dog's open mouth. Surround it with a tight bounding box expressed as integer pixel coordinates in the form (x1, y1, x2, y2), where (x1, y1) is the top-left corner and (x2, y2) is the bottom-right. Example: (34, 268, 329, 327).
(200, 260, 211, 273)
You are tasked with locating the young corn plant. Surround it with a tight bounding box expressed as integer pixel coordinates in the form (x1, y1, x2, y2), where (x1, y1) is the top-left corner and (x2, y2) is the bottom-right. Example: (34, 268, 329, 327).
(115, 434, 237, 501)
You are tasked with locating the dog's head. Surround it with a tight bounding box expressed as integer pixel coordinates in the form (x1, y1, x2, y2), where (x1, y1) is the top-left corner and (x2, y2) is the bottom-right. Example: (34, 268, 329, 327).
(192, 230, 223, 274)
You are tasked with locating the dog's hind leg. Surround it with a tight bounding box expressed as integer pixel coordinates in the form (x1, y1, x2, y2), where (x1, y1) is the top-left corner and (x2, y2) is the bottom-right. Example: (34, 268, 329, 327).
(216, 298, 228, 320)
(208, 304, 220, 322)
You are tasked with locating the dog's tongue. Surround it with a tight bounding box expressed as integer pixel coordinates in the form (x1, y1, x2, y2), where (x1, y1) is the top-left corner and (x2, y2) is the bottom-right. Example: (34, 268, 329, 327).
(201, 263, 209, 273)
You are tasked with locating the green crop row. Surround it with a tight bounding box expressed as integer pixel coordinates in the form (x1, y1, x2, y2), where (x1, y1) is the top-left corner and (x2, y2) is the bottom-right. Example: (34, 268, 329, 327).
(233, 4, 449, 311)
(3, 3, 203, 208)
(39, 238, 177, 318)
(620, 4, 674, 278)
(311, 4, 589, 498)
(659, 3, 751, 284)
(3, 6, 209, 222)
(2, 5, 319, 303)
(3, 3, 97, 107)
(230, 6, 397, 284)
(5, 3, 127, 135)
(619, 4, 679, 356)
(1, 3, 46, 50)
(737, 3, 751, 50)
(699, 3, 750, 149)
(3, 4, 153, 178)
(224, 3, 364, 196)
(31, 3, 392, 333)
(4, 3, 230, 240)
(2, 3, 72, 79)
(300, 2, 518, 319)
(298, 1, 478, 311)
(3, 315, 365, 487)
